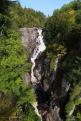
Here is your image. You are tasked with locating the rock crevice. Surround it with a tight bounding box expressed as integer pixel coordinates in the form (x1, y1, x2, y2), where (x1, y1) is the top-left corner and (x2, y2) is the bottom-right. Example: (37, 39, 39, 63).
(20, 27, 70, 121)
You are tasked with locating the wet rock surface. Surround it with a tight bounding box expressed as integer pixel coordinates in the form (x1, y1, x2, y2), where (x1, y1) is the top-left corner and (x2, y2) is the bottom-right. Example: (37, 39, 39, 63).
(20, 27, 38, 85)
(20, 27, 70, 121)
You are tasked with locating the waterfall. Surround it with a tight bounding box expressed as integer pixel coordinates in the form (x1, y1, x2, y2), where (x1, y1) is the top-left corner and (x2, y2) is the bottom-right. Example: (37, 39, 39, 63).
(31, 29, 46, 119)
(69, 105, 75, 116)
(31, 29, 46, 83)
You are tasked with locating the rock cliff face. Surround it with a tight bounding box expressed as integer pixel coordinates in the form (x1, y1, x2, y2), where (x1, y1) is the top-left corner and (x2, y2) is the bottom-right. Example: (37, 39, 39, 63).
(20, 27, 38, 53)
(20, 27, 70, 121)
(20, 27, 38, 84)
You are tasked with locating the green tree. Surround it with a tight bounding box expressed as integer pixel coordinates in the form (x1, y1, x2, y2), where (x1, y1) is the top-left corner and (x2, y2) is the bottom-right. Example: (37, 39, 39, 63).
(44, 1, 81, 120)
(0, 0, 42, 120)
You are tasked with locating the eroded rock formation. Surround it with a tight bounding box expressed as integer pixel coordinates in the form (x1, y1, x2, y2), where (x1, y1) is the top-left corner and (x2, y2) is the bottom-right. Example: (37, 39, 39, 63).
(20, 27, 70, 121)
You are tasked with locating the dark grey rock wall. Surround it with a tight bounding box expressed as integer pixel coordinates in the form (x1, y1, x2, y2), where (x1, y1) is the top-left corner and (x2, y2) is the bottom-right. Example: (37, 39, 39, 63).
(20, 27, 70, 121)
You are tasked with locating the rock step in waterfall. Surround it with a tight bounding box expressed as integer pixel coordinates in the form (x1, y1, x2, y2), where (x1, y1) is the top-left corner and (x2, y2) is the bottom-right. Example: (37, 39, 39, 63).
(31, 29, 46, 84)
(31, 29, 46, 120)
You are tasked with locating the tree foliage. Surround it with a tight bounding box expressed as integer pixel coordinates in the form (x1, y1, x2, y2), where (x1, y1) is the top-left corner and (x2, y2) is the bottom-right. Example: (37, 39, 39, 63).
(9, 1, 46, 28)
(0, 0, 43, 120)
(44, 0, 81, 120)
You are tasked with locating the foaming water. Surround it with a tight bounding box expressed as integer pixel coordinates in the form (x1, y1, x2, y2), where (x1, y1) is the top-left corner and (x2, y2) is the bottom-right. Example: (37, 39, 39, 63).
(31, 29, 46, 120)
(31, 29, 46, 83)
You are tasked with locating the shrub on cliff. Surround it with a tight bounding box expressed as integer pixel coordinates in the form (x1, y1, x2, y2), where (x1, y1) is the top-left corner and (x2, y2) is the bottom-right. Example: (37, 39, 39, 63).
(0, 0, 40, 120)
(44, 0, 81, 120)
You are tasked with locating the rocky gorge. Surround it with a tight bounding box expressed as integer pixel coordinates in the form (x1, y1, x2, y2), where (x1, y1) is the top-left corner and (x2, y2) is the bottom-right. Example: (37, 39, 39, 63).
(20, 27, 70, 121)
(1, 1, 81, 121)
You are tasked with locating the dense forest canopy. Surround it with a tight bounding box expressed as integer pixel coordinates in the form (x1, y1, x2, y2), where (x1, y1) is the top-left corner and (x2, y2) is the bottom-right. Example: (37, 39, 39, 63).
(0, 0, 81, 121)
(44, 0, 81, 120)
(0, 0, 45, 120)
(9, 3, 46, 28)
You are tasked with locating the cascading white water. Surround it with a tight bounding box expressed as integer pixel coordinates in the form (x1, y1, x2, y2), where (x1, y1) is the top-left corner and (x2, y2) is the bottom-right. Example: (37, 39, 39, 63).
(31, 29, 46, 83)
(31, 29, 46, 119)
(69, 105, 75, 116)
